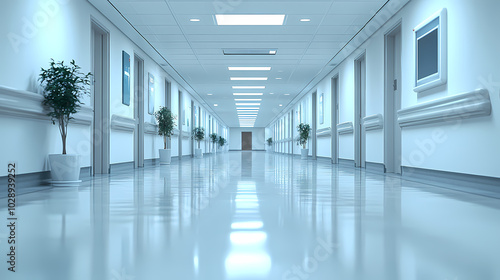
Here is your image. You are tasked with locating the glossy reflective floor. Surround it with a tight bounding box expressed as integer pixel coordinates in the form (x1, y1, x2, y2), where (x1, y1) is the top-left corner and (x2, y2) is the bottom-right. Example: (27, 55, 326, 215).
(1, 151, 500, 280)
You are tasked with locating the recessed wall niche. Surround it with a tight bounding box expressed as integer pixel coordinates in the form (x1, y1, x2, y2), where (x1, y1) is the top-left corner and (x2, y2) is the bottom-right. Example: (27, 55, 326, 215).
(414, 8, 447, 92)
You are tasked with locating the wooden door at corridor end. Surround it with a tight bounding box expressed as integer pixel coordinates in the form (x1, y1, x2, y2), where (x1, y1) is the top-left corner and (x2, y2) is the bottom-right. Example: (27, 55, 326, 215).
(242, 132, 252, 150)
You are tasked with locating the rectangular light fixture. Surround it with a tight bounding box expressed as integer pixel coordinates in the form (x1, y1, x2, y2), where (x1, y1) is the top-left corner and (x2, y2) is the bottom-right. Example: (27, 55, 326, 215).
(231, 77, 268, 81)
(232, 86, 265, 89)
(233, 93, 264, 96)
(216, 14, 285, 26)
(236, 103, 261, 106)
(238, 114, 258, 116)
(237, 109, 259, 111)
(236, 107, 260, 110)
(238, 112, 258, 115)
(224, 49, 278, 56)
(228, 67, 271, 71)
(234, 99, 262, 101)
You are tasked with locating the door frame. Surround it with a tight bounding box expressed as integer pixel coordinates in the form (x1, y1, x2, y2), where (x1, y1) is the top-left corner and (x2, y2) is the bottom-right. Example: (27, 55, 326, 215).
(354, 53, 366, 168)
(331, 75, 339, 164)
(384, 22, 403, 174)
(165, 79, 172, 149)
(241, 132, 252, 151)
(178, 90, 183, 158)
(133, 54, 145, 168)
(91, 20, 110, 175)
(191, 101, 195, 156)
(312, 91, 317, 160)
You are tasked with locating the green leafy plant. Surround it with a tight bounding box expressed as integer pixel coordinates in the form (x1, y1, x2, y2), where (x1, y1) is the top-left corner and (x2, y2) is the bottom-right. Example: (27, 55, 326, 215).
(218, 136, 227, 147)
(39, 59, 92, 154)
(192, 127, 205, 148)
(297, 123, 311, 149)
(209, 133, 218, 144)
(155, 106, 177, 149)
(266, 137, 273, 146)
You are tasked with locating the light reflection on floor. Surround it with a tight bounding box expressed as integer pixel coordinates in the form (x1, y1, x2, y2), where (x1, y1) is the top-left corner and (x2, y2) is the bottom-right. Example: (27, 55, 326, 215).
(0, 151, 499, 280)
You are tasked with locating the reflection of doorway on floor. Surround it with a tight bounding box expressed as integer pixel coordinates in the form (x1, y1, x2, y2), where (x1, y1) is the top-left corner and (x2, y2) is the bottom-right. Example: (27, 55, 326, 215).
(242, 132, 252, 150)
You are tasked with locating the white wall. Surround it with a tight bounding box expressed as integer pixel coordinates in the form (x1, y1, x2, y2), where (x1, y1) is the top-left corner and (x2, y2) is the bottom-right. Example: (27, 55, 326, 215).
(268, 0, 500, 178)
(229, 128, 266, 151)
(0, 0, 226, 176)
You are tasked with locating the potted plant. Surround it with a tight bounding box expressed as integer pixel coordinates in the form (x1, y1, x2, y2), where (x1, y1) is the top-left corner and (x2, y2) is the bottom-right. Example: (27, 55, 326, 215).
(209, 133, 218, 154)
(39, 59, 92, 185)
(155, 106, 177, 164)
(218, 136, 227, 151)
(297, 123, 311, 159)
(192, 127, 205, 158)
(266, 137, 273, 152)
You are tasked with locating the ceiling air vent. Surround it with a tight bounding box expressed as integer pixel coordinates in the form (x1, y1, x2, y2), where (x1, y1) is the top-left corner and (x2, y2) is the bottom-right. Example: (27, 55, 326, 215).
(223, 49, 277, 56)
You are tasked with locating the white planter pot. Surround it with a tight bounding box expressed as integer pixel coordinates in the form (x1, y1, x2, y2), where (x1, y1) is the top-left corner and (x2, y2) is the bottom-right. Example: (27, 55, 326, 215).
(301, 149, 309, 159)
(48, 154, 81, 186)
(195, 148, 203, 159)
(159, 149, 171, 165)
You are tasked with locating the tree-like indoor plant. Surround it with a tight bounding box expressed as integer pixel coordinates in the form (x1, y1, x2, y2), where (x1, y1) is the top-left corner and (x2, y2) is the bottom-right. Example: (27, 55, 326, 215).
(39, 59, 92, 185)
(297, 123, 311, 159)
(218, 136, 227, 152)
(266, 137, 273, 152)
(192, 127, 205, 158)
(209, 133, 218, 154)
(155, 106, 177, 164)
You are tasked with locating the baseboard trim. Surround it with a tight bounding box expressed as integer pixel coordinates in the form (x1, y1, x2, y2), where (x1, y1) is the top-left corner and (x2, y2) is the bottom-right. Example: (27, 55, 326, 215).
(317, 156, 333, 163)
(110, 161, 134, 173)
(366, 162, 386, 173)
(229, 149, 265, 151)
(144, 158, 159, 167)
(338, 158, 355, 167)
(80, 167, 92, 180)
(0, 166, 91, 198)
(0, 171, 50, 189)
(402, 166, 500, 199)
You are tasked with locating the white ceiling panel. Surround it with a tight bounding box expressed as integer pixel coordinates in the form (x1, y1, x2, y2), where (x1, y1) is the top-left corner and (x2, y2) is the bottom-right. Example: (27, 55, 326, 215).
(157, 48, 195, 55)
(124, 14, 177, 25)
(148, 25, 183, 34)
(185, 34, 315, 42)
(102, 0, 394, 127)
(328, 2, 384, 14)
(180, 26, 320, 35)
(129, 1, 171, 14)
(168, 2, 333, 15)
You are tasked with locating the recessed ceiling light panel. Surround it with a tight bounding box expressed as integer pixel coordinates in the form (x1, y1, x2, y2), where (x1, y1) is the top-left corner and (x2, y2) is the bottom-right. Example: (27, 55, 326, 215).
(216, 14, 285, 26)
(231, 77, 268, 81)
(223, 49, 278, 56)
(236, 103, 261, 106)
(233, 86, 265, 89)
(229, 67, 271, 71)
(233, 93, 263, 96)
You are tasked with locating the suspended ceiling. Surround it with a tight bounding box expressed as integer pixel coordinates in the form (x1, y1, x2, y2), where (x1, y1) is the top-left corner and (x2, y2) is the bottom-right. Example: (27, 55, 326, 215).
(89, 0, 408, 127)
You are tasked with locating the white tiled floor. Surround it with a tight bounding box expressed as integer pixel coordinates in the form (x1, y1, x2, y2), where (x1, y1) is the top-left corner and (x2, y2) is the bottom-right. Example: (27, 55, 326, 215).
(1, 151, 500, 280)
